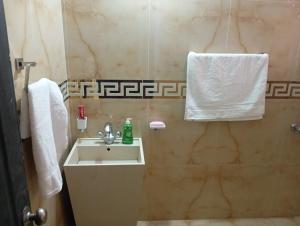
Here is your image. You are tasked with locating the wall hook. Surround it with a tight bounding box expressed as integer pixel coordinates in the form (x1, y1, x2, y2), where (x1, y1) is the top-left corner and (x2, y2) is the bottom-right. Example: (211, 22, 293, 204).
(291, 123, 300, 132)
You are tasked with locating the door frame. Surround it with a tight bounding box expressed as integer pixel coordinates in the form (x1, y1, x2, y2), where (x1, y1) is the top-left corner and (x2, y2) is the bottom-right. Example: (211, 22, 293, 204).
(0, 0, 31, 225)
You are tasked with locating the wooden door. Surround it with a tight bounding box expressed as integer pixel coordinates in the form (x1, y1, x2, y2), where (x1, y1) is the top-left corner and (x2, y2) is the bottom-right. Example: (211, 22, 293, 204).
(0, 0, 34, 225)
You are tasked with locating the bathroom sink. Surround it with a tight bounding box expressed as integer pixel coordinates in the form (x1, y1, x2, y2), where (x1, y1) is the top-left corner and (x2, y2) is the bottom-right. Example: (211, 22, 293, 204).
(64, 137, 145, 226)
(64, 137, 144, 166)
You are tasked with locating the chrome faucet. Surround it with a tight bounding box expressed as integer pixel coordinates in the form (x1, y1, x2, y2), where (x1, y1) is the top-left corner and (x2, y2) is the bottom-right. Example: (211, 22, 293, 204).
(97, 122, 121, 145)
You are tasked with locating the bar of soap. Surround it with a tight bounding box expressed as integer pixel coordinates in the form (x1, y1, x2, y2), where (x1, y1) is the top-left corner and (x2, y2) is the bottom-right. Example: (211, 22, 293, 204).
(149, 121, 166, 130)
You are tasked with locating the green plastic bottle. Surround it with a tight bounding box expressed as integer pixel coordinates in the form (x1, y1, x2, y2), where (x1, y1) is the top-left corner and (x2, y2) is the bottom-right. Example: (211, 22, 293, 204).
(122, 118, 133, 144)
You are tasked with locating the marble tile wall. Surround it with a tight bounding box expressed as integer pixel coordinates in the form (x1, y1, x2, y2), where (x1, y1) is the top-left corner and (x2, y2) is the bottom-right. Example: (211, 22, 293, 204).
(62, 0, 300, 220)
(3, 1, 73, 226)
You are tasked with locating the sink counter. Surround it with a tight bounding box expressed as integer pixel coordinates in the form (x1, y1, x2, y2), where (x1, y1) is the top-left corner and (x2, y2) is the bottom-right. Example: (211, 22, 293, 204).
(64, 137, 145, 226)
(64, 138, 144, 166)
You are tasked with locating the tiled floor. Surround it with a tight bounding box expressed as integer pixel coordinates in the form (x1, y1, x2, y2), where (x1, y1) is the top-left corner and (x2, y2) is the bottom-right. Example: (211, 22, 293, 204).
(138, 217, 300, 226)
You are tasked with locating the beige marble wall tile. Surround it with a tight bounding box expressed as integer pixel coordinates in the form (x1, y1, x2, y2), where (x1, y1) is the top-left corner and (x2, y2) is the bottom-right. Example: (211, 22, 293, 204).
(146, 99, 207, 166)
(190, 122, 239, 165)
(228, 100, 300, 164)
(149, 0, 231, 80)
(63, 0, 148, 80)
(4, 0, 68, 101)
(142, 166, 210, 220)
(271, 165, 300, 216)
(146, 99, 300, 166)
(275, 100, 300, 164)
(146, 120, 207, 166)
(220, 164, 279, 217)
(63, 0, 300, 221)
(141, 162, 300, 219)
(146, 100, 240, 166)
(228, 0, 300, 81)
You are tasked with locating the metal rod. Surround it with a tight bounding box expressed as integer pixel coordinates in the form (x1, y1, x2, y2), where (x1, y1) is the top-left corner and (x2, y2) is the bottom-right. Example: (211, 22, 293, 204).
(291, 123, 300, 132)
(15, 58, 36, 92)
(24, 66, 31, 93)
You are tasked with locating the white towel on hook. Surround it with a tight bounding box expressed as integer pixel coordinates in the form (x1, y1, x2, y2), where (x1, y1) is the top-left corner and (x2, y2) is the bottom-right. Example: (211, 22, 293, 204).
(184, 52, 269, 121)
(28, 78, 68, 197)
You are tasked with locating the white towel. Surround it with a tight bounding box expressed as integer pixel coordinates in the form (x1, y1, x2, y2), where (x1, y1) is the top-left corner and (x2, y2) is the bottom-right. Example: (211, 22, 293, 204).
(20, 89, 31, 139)
(184, 52, 269, 121)
(28, 78, 68, 197)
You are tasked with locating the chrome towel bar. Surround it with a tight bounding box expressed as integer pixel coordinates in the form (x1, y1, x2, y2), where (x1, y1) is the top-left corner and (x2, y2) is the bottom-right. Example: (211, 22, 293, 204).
(15, 58, 37, 93)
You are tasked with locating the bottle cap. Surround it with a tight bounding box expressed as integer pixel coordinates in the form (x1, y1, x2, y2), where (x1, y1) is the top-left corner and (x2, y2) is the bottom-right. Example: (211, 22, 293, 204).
(78, 105, 85, 119)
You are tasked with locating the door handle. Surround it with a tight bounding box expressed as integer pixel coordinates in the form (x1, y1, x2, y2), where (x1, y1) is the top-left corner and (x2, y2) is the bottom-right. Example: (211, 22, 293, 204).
(23, 206, 47, 225)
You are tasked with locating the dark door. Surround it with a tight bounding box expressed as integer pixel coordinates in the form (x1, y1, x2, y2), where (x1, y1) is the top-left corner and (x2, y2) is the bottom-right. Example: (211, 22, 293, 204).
(0, 1, 44, 225)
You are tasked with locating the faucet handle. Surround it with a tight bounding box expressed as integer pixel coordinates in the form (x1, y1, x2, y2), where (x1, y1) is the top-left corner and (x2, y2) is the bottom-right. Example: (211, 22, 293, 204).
(97, 131, 104, 138)
(115, 131, 122, 139)
(104, 122, 113, 133)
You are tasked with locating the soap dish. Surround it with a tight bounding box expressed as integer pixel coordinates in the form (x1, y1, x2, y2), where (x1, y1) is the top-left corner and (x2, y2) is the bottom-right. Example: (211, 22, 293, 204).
(149, 121, 166, 130)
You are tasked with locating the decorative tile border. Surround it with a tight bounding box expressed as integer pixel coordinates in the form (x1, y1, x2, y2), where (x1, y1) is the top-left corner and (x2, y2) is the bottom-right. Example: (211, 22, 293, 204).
(67, 80, 186, 99)
(266, 81, 300, 99)
(58, 80, 69, 101)
(59, 80, 300, 100)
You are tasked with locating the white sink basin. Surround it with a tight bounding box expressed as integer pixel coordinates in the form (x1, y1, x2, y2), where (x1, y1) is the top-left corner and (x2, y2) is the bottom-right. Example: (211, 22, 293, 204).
(65, 138, 144, 166)
(64, 137, 145, 226)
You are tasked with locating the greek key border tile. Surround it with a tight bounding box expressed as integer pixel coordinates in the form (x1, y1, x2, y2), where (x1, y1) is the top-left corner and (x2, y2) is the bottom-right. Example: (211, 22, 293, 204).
(266, 81, 300, 99)
(59, 80, 300, 100)
(58, 80, 69, 101)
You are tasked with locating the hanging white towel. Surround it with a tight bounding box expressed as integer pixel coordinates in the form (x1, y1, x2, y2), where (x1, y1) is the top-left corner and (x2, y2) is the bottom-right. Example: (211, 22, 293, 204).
(184, 52, 269, 121)
(28, 78, 68, 197)
(20, 89, 31, 139)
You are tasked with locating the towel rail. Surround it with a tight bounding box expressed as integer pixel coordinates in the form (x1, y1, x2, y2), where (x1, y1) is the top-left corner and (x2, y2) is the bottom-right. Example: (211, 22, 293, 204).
(15, 58, 36, 92)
